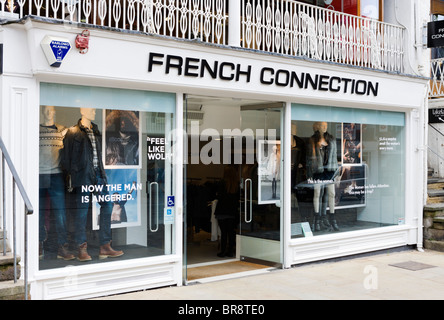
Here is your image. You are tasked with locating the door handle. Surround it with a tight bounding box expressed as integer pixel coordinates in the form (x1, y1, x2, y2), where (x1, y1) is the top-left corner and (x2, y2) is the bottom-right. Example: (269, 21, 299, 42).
(149, 181, 159, 232)
(244, 178, 252, 223)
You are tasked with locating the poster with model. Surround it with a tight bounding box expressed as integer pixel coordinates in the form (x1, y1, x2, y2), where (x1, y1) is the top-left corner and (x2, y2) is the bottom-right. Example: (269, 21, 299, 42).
(342, 123, 361, 165)
(257, 140, 281, 204)
(334, 164, 367, 209)
(103, 109, 141, 168)
(92, 168, 142, 230)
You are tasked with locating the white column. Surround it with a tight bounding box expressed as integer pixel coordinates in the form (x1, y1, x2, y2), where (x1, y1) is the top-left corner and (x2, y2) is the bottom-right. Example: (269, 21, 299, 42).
(228, 0, 241, 47)
(174, 92, 184, 286)
(283, 101, 292, 268)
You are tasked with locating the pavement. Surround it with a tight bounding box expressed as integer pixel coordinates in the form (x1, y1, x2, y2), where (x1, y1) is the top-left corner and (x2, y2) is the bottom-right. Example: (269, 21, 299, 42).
(94, 248, 444, 300)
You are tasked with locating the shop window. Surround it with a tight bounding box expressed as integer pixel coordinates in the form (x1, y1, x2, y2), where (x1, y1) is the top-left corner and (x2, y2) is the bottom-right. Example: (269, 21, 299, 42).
(38, 83, 176, 270)
(291, 104, 405, 238)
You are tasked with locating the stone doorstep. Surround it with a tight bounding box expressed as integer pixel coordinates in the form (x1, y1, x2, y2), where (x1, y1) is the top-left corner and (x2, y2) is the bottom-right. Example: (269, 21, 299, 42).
(427, 189, 444, 198)
(424, 227, 444, 241)
(0, 254, 20, 266)
(425, 239, 444, 253)
(0, 280, 27, 300)
(427, 181, 444, 189)
(433, 217, 444, 230)
(424, 203, 444, 217)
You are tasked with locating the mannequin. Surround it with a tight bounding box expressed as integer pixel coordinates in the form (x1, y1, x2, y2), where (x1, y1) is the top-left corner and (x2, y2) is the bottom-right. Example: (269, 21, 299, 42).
(307, 122, 339, 231)
(291, 123, 306, 188)
(39, 106, 74, 260)
(291, 123, 309, 220)
(267, 144, 280, 199)
(62, 108, 124, 261)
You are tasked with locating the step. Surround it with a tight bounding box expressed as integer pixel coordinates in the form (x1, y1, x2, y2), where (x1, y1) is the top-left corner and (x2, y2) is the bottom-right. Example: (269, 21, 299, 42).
(428, 181, 444, 190)
(424, 203, 444, 216)
(0, 254, 21, 282)
(424, 227, 444, 241)
(427, 196, 444, 205)
(424, 239, 444, 253)
(427, 176, 443, 183)
(0, 280, 28, 300)
(433, 217, 444, 230)
(428, 167, 434, 178)
(427, 189, 444, 198)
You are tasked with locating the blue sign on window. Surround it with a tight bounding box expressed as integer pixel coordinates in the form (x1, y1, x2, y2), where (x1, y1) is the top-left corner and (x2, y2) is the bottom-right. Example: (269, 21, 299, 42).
(167, 196, 175, 207)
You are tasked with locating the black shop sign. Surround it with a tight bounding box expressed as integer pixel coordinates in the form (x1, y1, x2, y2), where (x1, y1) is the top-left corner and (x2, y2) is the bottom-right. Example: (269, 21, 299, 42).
(428, 20, 444, 48)
(429, 108, 444, 124)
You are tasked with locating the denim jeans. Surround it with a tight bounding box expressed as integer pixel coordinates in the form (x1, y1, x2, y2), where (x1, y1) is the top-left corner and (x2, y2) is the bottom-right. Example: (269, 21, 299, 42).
(74, 168, 112, 246)
(313, 170, 335, 217)
(39, 173, 68, 246)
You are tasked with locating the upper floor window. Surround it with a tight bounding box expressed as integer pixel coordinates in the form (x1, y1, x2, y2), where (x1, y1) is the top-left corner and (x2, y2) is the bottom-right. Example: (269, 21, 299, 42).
(297, 0, 383, 21)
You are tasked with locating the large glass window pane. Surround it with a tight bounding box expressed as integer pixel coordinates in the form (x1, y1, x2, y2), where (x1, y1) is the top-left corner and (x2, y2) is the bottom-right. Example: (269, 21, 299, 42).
(291, 104, 405, 238)
(38, 83, 176, 270)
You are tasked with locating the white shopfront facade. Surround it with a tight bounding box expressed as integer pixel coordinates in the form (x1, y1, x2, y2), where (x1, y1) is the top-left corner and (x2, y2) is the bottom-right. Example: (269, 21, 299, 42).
(0, 18, 428, 299)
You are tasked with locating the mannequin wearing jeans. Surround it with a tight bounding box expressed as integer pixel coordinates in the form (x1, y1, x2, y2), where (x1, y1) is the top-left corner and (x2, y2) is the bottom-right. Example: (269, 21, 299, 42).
(39, 105, 74, 260)
(62, 108, 123, 261)
(307, 122, 339, 232)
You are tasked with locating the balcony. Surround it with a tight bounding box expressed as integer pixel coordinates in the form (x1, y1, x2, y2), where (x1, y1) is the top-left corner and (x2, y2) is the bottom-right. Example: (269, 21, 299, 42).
(0, 0, 406, 74)
(430, 58, 444, 99)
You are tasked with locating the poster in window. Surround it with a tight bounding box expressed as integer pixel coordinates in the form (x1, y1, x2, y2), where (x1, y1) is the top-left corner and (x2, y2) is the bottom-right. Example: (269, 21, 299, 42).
(92, 168, 142, 230)
(103, 109, 141, 169)
(342, 123, 361, 165)
(257, 140, 281, 204)
(360, 0, 379, 20)
(334, 164, 366, 209)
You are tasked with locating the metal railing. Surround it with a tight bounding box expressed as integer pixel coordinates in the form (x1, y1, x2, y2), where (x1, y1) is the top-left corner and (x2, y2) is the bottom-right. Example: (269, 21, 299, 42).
(0, 137, 33, 300)
(0, 0, 228, 43)
(428, 124, 444, 179)
(241, 0, 405, 73)
(430, 58, 444, 99)
(0, 0, 408, 74)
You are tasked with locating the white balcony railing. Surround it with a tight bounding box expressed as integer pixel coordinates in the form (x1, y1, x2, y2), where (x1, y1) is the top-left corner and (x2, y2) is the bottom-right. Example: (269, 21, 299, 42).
(241, 0, 405, 73)
(0, 0, 407, 73)
(0, 0, 228, 43)
(430, 58, 444, 99)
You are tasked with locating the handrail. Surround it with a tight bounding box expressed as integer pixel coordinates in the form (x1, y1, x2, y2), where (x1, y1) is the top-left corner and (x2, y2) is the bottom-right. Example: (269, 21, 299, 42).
(428, 124, 444, 179)
(428, 145, 444, 163)
(0, 136, 33, 300)
(0, 139, 33, 214)
(429, 123, 444, 138)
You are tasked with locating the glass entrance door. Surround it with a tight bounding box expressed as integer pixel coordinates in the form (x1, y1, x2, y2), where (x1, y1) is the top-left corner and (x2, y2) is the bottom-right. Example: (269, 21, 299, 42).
(238, 105, 283, 266)
(183, 95, 284, 283)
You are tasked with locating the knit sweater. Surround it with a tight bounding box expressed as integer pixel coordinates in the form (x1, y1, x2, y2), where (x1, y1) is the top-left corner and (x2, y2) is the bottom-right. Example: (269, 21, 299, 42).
(39, 124, 67, 174)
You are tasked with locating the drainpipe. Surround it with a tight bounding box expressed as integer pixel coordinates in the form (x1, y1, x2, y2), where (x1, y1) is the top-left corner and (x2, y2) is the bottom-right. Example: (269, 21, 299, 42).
(228, 0, 241, 47)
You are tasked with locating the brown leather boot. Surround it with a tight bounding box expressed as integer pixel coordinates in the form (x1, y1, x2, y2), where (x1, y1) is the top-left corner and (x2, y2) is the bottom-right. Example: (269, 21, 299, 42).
(57, 243, 75, 261)
(99, 241, 124, 260)
(77, 242, 92, 262)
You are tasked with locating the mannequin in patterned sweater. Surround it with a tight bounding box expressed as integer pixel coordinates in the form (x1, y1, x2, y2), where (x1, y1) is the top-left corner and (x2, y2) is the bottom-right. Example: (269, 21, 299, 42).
(39, 105, 74, 261)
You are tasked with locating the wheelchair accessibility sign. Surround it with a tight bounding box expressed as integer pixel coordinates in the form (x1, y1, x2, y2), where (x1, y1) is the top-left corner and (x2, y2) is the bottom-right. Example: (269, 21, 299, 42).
(164, 207, 174, 224)
(167, 196, 175, 207)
